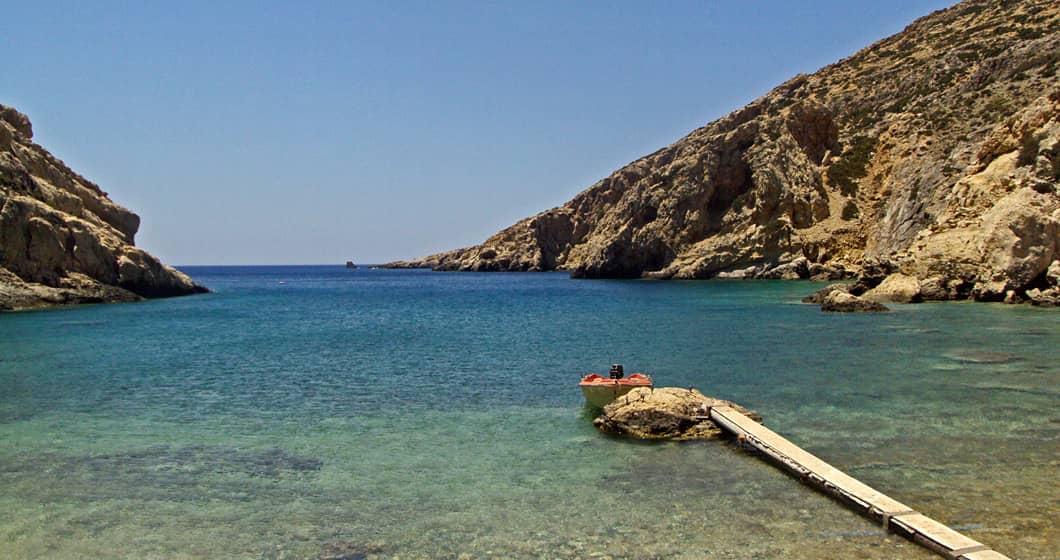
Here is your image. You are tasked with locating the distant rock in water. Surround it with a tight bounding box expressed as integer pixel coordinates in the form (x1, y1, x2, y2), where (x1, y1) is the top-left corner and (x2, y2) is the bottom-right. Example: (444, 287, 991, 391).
(388, 1, 1060, 306)
(0, 104, 207, 311)
(593, 387, 762, 441)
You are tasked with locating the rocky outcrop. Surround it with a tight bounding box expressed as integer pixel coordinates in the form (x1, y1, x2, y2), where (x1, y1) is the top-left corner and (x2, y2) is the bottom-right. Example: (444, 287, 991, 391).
(0, 105, 207, 311)
(389, 1, 1060, 305)
(592, 387, 762, 440)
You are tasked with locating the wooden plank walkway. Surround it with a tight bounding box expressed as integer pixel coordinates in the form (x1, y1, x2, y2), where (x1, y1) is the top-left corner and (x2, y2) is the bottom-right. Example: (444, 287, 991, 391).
(708, 405, 1011, 560)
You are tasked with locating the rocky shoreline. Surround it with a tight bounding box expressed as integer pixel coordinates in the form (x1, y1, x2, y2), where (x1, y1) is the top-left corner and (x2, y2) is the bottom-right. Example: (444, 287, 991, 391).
(0, 105, 207, 311)
(387, 1, 1060, 308)
(802, 255, 1060, 312)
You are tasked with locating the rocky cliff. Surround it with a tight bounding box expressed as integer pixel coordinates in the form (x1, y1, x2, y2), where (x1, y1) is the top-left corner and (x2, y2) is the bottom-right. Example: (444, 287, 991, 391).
(388, 0, 1060, 304)
(0, 105, 206, 311)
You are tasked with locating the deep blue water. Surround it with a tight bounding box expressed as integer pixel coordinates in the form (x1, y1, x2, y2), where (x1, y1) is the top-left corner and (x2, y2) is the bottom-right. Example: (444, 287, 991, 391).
(0, 266, 1057, 559)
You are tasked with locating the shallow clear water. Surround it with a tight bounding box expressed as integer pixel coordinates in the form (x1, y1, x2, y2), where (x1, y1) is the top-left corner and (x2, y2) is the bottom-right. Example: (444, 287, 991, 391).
(1, 267, 1057, 559)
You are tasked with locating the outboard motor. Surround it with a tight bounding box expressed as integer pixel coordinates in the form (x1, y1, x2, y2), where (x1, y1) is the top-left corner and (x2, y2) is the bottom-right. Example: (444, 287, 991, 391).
(609, 364, 624, 380)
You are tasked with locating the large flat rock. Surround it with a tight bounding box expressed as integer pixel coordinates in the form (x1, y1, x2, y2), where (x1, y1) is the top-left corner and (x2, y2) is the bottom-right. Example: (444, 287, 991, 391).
(593, 387, 762, 441)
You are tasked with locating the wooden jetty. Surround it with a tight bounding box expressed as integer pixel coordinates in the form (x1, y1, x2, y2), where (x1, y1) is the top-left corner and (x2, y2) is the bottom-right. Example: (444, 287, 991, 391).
(708, 405, 1011, 560)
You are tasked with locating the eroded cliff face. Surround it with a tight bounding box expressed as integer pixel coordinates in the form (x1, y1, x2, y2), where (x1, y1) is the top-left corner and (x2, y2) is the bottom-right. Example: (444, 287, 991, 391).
(0, 105, 206, 311)
(389, 0, 1060, 303)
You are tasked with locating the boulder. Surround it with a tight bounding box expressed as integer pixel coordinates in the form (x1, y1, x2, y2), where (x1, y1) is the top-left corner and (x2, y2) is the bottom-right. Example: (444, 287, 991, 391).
(716, 265, 762, 279)
(821, 290, 889, 312)
(976, 187, 1060, 293)
(801, 282, 850, 304)
(808, 263, 849, 281)
(757, 257, 810, 280)
(593, 387, 762, 441)
(1047, 260, 1060, 288)
(918, 276, 944, 300)
(863, 272, 922, 303)
(847, 257, 898, 295)
(1026, 287, 1060, 307)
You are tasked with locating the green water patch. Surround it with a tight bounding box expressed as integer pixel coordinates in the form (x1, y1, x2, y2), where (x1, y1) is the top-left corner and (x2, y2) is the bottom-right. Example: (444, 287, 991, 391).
(0, 405, 943, 559)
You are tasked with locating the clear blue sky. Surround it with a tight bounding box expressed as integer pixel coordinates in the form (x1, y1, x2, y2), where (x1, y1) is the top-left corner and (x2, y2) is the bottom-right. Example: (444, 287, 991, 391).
(4, 1, 953, 265)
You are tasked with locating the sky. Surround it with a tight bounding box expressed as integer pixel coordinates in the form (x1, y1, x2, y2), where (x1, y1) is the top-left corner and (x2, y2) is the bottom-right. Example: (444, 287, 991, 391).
(3, 0, 954, 265)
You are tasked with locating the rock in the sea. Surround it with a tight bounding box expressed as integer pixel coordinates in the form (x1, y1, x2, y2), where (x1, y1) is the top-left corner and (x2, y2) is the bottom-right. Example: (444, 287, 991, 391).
(820, 291, 889, 313)
(801, 283, 851, 304)
(0, 104, 207, 310)
(592, 387, 762, 441)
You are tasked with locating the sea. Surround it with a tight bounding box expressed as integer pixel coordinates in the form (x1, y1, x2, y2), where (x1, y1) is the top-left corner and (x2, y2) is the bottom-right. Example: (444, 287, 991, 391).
(0, 266, 1057, 559)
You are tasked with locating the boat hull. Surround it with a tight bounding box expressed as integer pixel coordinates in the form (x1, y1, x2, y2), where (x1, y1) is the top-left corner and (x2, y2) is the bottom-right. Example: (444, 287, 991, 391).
(580, 384, 639, 408)
(578, 373, 653, 408)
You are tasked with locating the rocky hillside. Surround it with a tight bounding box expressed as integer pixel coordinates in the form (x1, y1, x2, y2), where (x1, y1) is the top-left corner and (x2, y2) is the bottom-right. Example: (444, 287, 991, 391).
(389, 0, 1060, 304)
(0, 105, 206, 311)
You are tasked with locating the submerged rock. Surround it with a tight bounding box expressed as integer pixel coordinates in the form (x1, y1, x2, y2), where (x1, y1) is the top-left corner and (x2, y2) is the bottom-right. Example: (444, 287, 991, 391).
(319, 542, 384, 560)
(592, 387, 762, 441)
(946, 350, 1022, 365)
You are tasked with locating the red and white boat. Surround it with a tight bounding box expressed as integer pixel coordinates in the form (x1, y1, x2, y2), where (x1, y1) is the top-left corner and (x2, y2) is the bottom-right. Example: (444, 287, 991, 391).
(579, 365, 653, 408)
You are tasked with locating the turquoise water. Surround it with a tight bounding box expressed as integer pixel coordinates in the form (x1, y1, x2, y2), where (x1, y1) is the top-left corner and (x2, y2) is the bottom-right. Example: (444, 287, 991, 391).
(1, 267, 1057, 559)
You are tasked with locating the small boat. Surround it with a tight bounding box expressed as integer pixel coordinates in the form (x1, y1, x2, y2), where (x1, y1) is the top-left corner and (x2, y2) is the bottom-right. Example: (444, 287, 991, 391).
(579, 364, 653, 408)
(345, 261, 357, 269)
